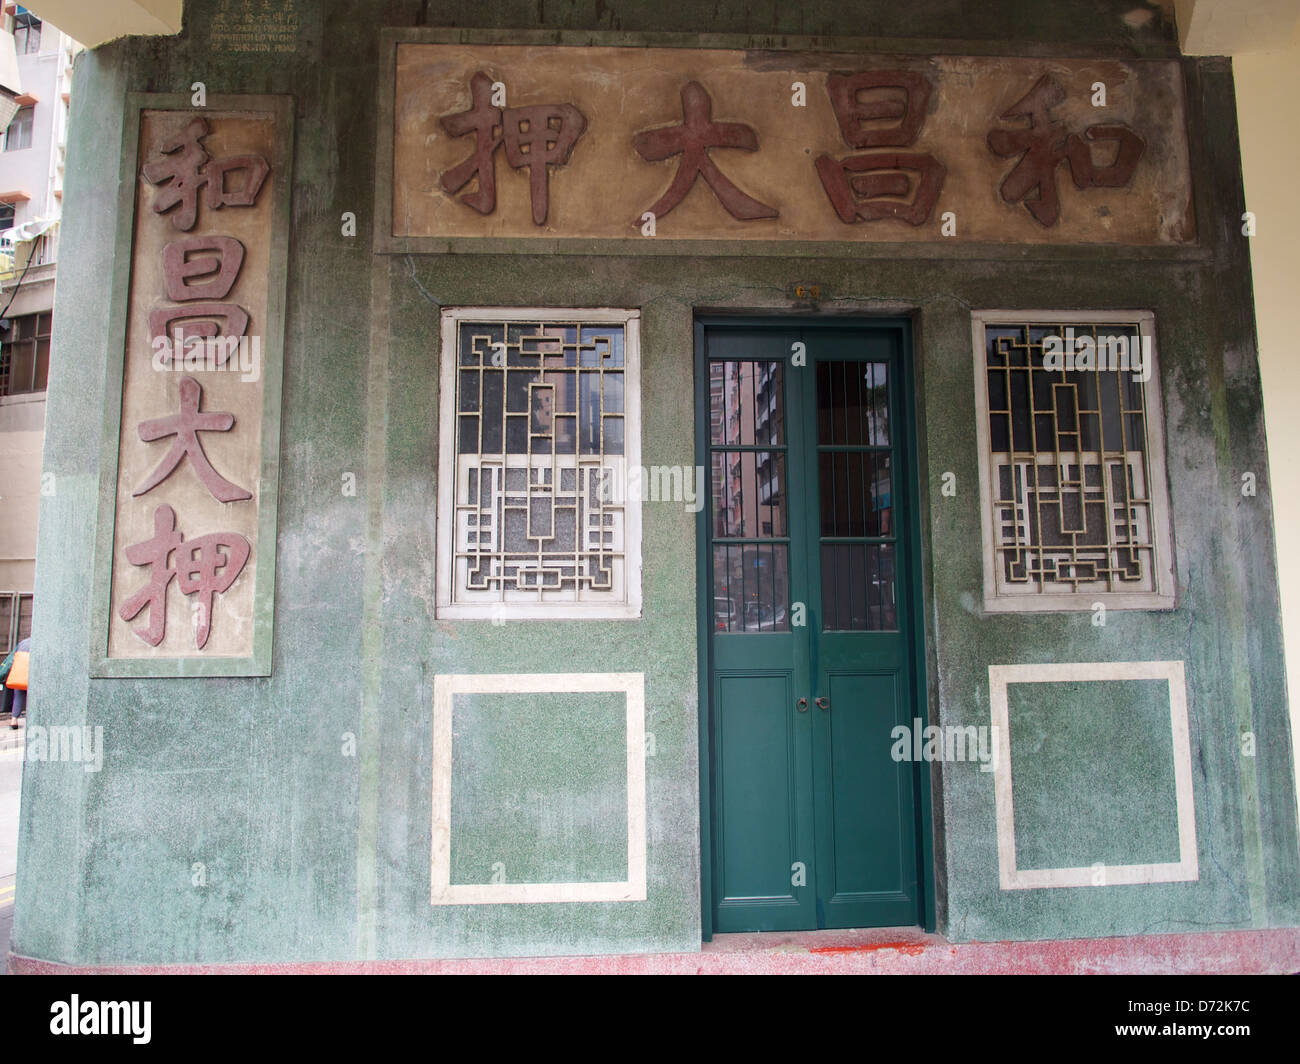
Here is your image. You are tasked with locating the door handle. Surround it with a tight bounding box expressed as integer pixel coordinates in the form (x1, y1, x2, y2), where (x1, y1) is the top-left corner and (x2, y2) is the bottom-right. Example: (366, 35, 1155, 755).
(815, 696, 830, 710)
(796, 697, 808, 713)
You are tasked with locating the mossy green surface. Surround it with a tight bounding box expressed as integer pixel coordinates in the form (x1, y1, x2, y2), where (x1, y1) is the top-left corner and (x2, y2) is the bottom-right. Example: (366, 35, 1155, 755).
(13, 0, 1299, 962)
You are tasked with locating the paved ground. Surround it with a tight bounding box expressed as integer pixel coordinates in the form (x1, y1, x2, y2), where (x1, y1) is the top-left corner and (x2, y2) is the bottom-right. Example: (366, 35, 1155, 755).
(0, 714, 23, 973)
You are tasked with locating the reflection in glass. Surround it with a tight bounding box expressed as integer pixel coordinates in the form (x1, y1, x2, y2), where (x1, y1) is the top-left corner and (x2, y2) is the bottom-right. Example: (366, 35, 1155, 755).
(713, 543, 790, 633)
(821, 543, 896, 631)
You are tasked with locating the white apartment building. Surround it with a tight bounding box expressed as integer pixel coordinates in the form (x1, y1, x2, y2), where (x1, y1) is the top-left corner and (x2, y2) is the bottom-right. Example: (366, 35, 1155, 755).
(0, 4, 81, 652)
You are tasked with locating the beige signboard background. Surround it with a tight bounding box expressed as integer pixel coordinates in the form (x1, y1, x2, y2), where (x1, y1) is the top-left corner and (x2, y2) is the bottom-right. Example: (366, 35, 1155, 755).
(392, 45, 1194, 245)
(107, 110, 272, 659)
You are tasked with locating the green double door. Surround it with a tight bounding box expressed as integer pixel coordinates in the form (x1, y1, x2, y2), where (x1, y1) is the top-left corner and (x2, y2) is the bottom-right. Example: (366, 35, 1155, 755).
(699, 318, 925, 933)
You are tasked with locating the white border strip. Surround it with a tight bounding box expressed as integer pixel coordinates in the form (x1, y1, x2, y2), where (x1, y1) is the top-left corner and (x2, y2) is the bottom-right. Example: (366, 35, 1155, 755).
(990, 660, 1198, 890)
(431, 671, 647, 905)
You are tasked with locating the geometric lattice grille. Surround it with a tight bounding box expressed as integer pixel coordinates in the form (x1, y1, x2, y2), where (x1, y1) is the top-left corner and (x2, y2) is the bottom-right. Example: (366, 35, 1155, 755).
(984, 322, 1158, 597)
(451, 319, 627, 605)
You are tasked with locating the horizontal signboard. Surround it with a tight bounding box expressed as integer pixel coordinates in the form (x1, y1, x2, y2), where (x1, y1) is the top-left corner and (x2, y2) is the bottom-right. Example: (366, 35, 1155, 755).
(385, 43, 1193, 247)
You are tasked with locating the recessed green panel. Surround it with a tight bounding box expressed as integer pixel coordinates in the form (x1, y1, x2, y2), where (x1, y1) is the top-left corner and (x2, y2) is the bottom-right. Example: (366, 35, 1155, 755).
(449, 691, 628, 885)
(716, 672, 799, 903)
(827, 671, 908, 896)
(1008, 678, 1180, 870)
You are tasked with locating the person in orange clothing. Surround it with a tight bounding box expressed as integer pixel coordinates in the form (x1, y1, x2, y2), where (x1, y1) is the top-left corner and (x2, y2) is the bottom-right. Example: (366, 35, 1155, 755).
(4, 636, 29, 729)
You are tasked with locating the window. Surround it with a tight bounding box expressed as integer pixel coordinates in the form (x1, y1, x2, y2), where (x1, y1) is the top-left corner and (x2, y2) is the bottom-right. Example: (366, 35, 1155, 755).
(437, 308, 641, 618)
(0, 593, 33, 655)
(972, 311, 1175, 611)
(27, 230, 52, 264)
(4, 106, 33, 151)
(13, 9, 41, 55)
(0, 203, 14, 231)
(0, 311, 52, 395)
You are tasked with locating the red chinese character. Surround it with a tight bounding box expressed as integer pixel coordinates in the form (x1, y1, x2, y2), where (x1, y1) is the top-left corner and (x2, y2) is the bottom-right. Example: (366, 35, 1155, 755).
(632, 81, 778, 223)
(814, 72, 946, 226)
(148, 303, 250, 365)
(439, 72, 500, 215)
(117, 504, 184, 647)
(439, 71, 587, 225)
(142, 117, 270, 231)
(1064, 124, 1146, 189)
(825, 71, 932, 148)
(987, 74, 1145, 227)
(500, 104, 587, 225)
(176, 532, 252, 649)
(815, 152, 946, 225)
(118, 505, 250, 649)
(162, 235, 245, 301)
(133, 375, 252, 504)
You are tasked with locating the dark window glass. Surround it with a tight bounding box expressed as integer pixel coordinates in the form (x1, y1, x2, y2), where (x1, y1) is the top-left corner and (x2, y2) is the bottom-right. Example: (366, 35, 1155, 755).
(0, 310, 52, 395)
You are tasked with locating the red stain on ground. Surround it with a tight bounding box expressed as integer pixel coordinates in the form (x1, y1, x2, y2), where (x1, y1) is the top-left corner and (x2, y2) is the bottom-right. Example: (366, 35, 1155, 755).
(809, 941, 927, 956)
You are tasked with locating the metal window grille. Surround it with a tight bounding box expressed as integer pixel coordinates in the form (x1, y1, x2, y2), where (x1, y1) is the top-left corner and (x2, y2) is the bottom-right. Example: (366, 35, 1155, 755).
(14, 10, 41, 55)
(437, 310, 641, 618)
(974, 314, 1175, 610)
(0, 592, 33, 655)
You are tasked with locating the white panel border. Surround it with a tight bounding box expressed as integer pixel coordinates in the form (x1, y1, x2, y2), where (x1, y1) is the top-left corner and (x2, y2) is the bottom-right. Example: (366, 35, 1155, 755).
(436, 307, 643, 620)
(989, 660, 1198, 890)
(431, 671, 647, 905)
(970, 310, 1177, 613)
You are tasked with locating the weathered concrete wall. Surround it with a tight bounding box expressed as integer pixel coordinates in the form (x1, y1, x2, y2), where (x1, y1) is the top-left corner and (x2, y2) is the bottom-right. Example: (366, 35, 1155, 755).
(12, 0, 1300, 964)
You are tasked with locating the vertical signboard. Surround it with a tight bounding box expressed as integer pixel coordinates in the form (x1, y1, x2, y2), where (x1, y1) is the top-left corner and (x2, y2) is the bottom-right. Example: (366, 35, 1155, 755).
(91, 95, 293, 676)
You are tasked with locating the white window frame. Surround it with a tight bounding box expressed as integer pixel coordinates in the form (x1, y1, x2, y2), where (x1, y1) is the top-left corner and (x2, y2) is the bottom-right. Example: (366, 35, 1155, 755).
(971, 310, 1176, 613)
(436, 307, 642, 620)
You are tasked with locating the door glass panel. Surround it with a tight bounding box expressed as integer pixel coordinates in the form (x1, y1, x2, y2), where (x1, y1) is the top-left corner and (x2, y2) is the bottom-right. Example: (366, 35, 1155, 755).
(817, 359, 889, 446)
(711, 360, 785, 446)
(710, 358, 789, 631)
(711, 451, 786, 538)
(821, 543, 896, 631)
(818, 451, 893, 537)
(817, 359, 897, 631)
(713, 543, 790, 632)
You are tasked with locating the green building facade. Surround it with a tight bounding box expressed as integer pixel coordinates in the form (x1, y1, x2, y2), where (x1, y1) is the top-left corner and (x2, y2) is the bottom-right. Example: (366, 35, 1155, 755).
(12, 0, 1300, 967)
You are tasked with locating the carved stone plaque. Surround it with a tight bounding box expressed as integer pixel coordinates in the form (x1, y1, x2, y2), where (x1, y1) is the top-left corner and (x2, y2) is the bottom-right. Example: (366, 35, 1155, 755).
(92, 96, 293, 676)
(387, 44, 1193, 247)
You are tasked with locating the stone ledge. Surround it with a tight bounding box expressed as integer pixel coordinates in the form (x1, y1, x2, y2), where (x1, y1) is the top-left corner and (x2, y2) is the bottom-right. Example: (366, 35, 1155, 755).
(9, 926, 1299, 975)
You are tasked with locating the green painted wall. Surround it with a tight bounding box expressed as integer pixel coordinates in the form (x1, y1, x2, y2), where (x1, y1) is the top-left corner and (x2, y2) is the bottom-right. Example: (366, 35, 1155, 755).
(13, 0, 1300, 964)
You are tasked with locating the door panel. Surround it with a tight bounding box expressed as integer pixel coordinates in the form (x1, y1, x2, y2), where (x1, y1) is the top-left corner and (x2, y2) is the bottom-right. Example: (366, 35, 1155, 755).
(816, 670, 919, 926)
(713, 671, 816, 930)
(706, 341, 816, 931)
(702, 320, 923, 933)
